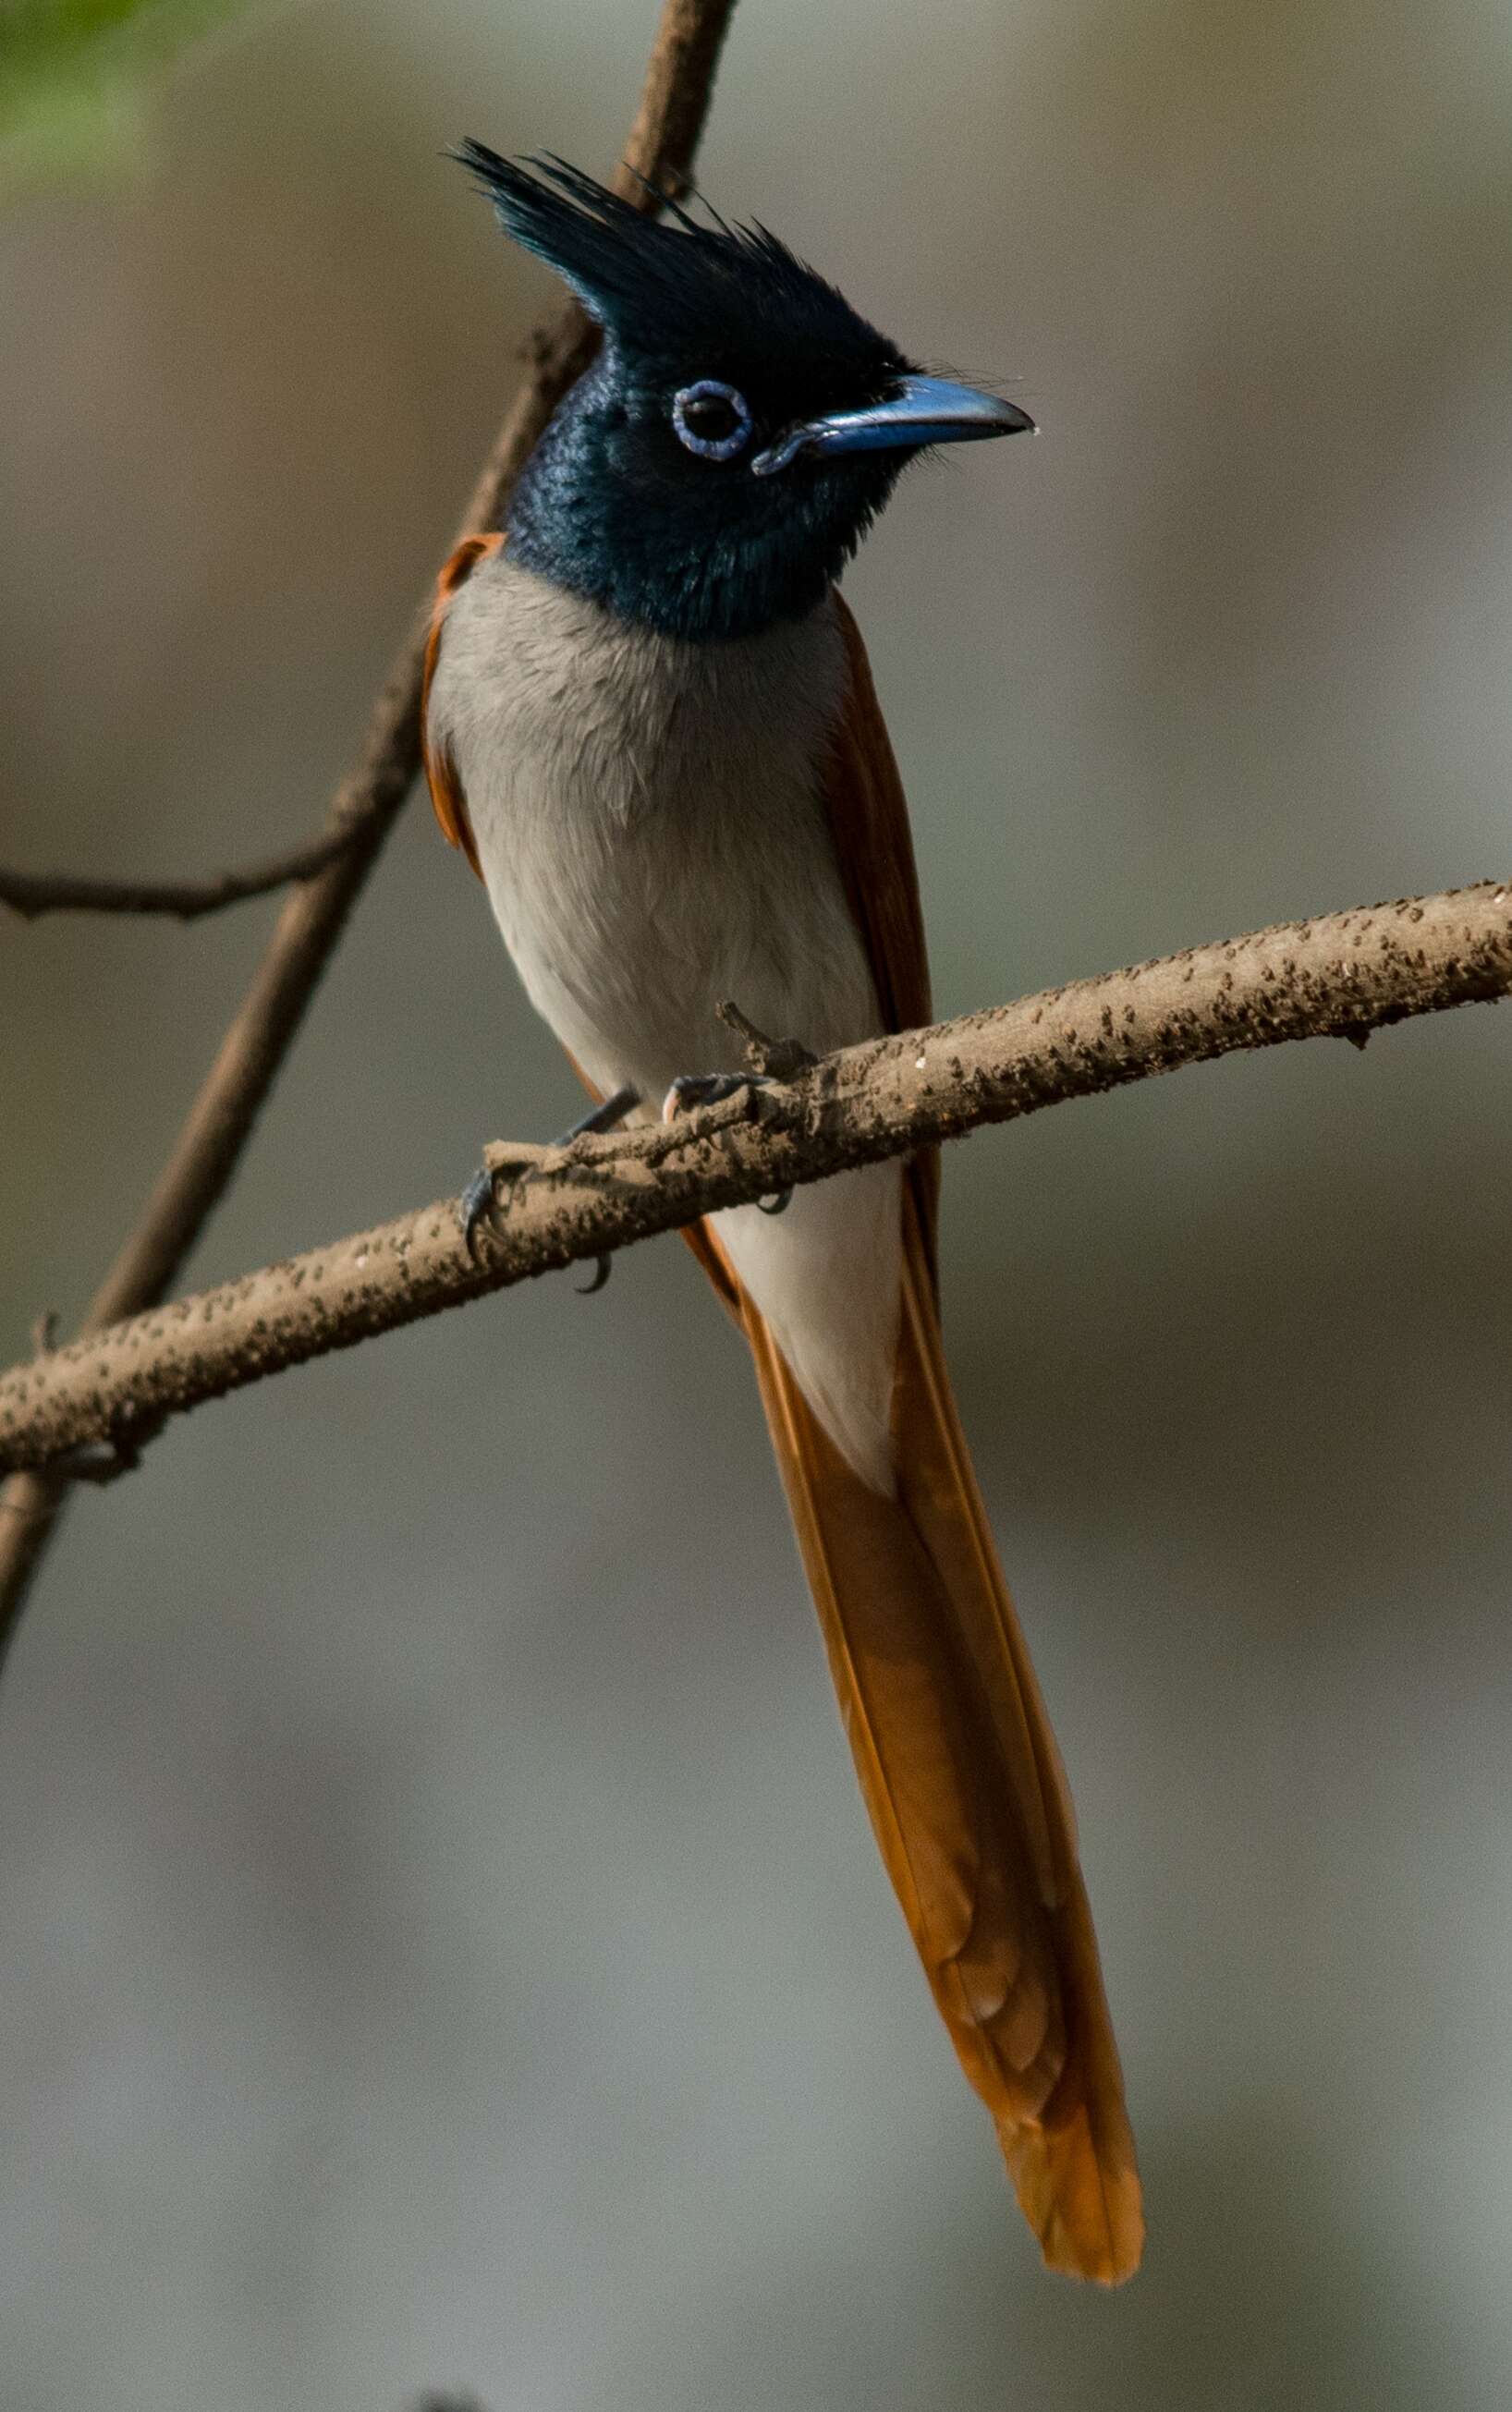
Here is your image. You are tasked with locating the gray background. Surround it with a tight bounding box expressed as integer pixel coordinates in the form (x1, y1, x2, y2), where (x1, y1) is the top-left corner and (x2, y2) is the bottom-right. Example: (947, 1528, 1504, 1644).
(3, 0, 1511, 2404)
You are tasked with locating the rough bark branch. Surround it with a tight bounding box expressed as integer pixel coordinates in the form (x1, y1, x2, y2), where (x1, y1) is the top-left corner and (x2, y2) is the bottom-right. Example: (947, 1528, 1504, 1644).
(0, 829, 359, 920)
(0, 0, 738, 1653)
(3, 879, 1506, 1476)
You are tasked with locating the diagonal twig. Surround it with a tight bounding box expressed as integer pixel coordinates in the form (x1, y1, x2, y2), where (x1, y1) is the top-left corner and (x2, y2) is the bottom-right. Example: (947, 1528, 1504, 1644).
(0, 828, 359, 920)
(2, 879, 1506, 1478)
(0, 0, 740, 1661)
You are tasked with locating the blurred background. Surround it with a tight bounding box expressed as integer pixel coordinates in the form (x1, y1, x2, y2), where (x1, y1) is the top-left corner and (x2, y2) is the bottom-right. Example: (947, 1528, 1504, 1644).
(3, 0, 1512, 2404)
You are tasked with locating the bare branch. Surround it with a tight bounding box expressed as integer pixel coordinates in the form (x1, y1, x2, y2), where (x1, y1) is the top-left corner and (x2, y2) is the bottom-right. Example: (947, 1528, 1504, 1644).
(0, 0, 740, 1655)
(0, 828, 358, 920)
(3, 880, 1506, 1477)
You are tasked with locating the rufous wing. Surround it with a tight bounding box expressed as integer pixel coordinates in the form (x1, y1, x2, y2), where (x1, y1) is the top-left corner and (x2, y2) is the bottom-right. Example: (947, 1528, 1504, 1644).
(422, 531, 504, 880)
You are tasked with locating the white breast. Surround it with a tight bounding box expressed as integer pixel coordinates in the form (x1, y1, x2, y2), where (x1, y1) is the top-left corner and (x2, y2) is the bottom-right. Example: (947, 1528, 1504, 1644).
(426, 549, 902, 1490)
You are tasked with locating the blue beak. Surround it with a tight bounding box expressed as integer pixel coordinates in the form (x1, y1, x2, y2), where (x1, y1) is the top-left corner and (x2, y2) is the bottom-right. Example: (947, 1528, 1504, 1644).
(750, 373, 1035, 477)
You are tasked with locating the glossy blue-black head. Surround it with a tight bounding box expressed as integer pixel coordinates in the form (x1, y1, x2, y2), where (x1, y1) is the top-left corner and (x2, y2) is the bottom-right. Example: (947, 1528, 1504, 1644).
(455, 147, 1033, 642)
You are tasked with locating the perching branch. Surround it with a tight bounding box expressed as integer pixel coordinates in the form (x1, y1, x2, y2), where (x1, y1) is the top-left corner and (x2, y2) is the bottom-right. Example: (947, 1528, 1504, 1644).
(0, 828, 358, 920)
(3, 879, 1506, 1476)
(0, 0, 739, 1654)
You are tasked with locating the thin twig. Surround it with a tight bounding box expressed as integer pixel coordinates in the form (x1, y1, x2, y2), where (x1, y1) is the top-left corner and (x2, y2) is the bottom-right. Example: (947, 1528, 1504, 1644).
(2, 879, 1506, 1476)
(0, 0, 740, 1662)
(715, 997, 816, 1078)
(0, 828, 358, 920)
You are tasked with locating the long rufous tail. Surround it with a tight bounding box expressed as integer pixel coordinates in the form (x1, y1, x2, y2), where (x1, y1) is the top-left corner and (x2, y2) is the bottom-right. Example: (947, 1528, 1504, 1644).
(736, 1192, 1143, 2284)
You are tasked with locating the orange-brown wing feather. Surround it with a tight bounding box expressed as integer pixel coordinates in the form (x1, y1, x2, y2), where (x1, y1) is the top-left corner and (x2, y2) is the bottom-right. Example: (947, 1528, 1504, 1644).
(704, 593, 1144, 2282)
(422, 532, 504, 879)
(822, 594, 940, 1284)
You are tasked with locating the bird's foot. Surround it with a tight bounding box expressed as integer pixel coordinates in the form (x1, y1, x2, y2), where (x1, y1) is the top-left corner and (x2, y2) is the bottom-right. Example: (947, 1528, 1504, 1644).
(660, 1070, 756, 1118)
(459, 1083, 640, 1285)
(661, 1037, 808, 1220)
(458, 1161, 515, 1261)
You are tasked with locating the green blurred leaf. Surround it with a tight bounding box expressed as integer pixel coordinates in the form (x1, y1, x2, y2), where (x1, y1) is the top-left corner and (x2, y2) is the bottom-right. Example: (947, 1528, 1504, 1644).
(0, 0, 254, 184)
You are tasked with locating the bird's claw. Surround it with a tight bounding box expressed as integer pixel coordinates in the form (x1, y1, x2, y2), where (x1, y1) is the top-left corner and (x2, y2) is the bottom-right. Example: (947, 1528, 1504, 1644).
(459, 1150, 549, 1261)
(459, 1163, 503, 1261)
(661, 1070, 758, 1117)
(662, 1069, 792, 1217)
(458, 1083, 640, 1284)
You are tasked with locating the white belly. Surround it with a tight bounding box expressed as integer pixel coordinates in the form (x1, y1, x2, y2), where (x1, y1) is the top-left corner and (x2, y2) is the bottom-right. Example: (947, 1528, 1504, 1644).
(426, 549, 901, 1489)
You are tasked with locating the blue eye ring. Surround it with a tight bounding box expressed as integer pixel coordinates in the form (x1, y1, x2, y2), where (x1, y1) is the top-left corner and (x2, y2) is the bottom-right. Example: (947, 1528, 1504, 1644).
(672, 380, 753, 462)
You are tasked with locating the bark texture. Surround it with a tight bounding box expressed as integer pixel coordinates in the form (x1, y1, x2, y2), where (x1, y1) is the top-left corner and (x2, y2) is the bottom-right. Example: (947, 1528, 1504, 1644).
(3, 880, 1505, 1475)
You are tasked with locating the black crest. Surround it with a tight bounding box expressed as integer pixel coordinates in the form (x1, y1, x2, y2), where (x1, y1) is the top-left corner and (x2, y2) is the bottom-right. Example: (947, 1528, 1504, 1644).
(452, 145, 906, 387)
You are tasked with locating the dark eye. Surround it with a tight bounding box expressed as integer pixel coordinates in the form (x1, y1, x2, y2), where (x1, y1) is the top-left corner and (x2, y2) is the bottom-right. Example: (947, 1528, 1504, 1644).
(672, 380, 753, 462)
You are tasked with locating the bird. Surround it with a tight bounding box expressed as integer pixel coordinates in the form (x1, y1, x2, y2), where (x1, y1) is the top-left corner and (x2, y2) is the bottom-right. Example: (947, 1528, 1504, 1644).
(421, 146, 1143, 2284)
